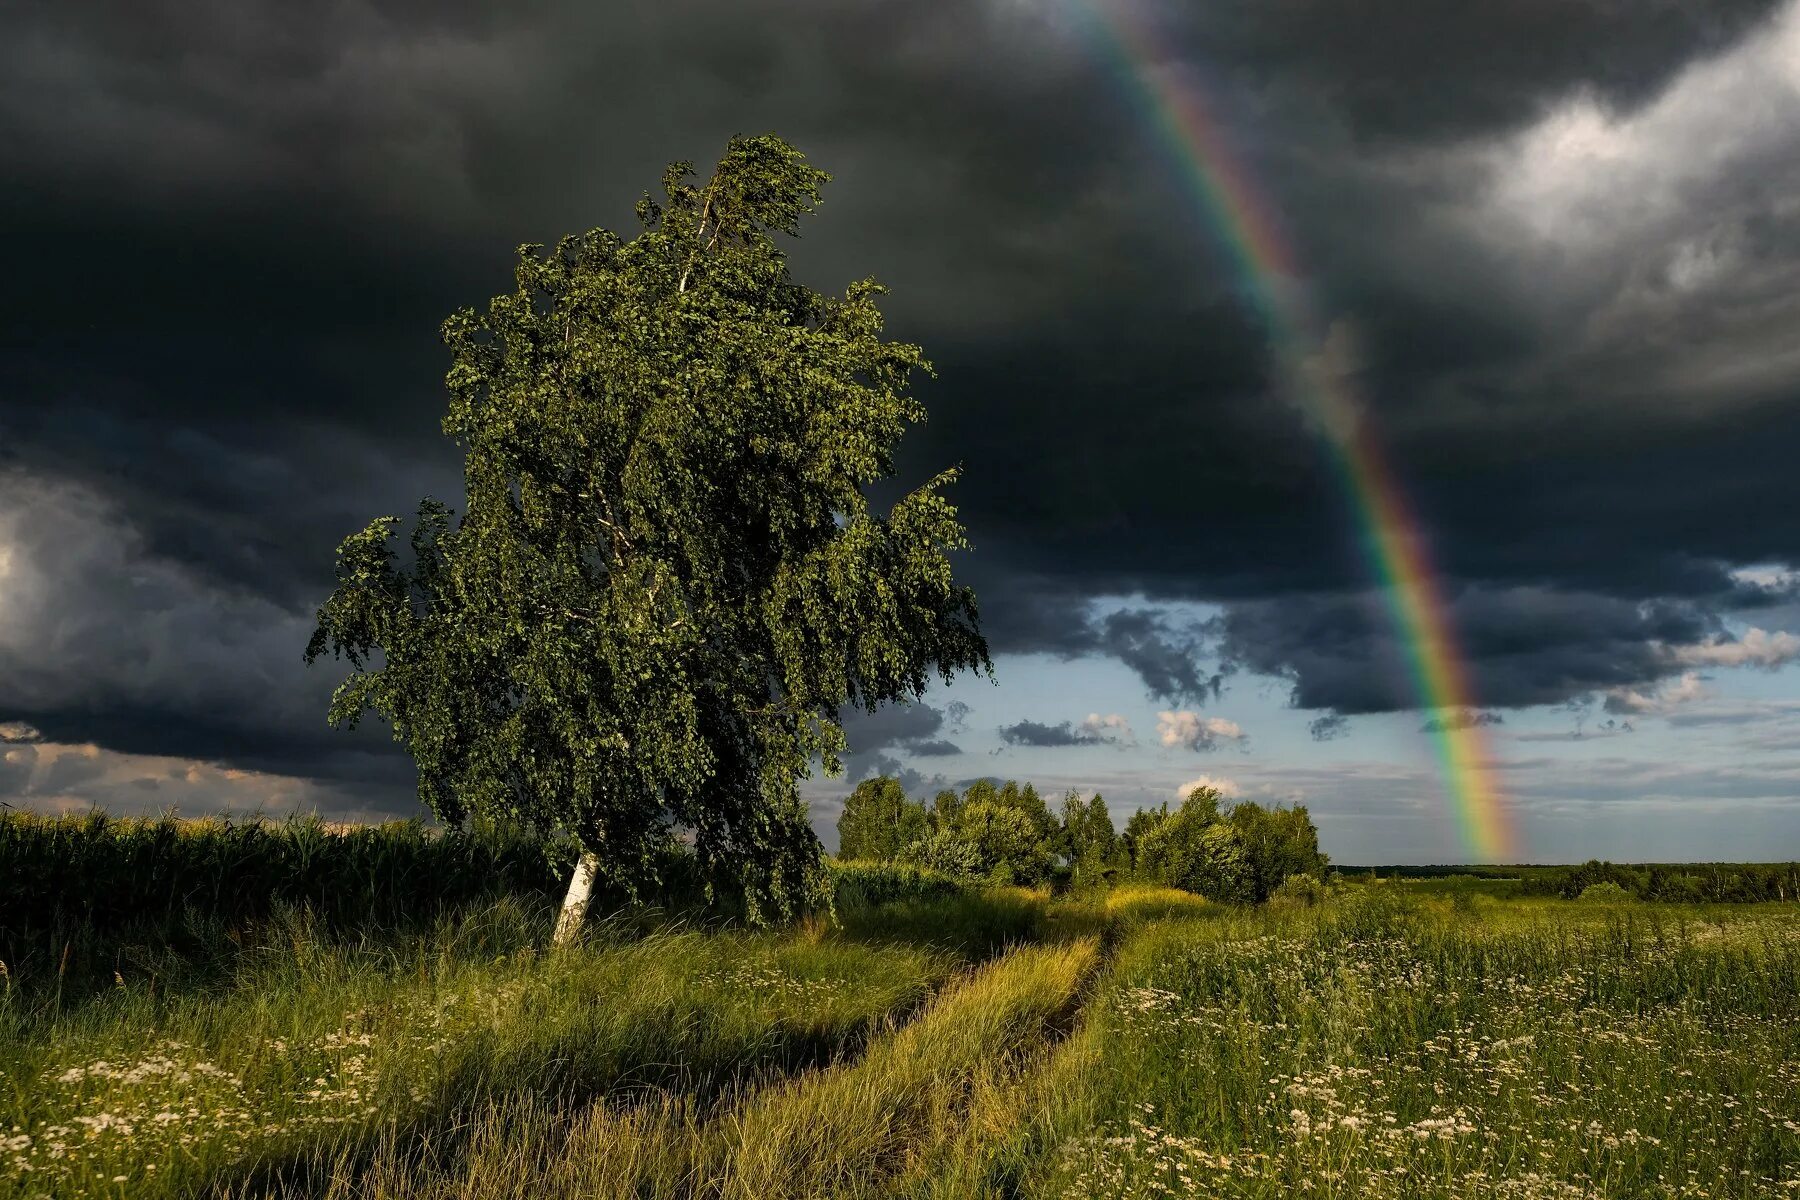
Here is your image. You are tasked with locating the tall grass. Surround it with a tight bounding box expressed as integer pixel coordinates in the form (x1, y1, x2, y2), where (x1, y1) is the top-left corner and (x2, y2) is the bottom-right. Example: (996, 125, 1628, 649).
(265, 936, 1099, 1200)
(12, 830, 1795, 1200)
(1033, 894, 1800, 1199)
(1, 897, 954, 1200)
(0, 813, 982, 1007)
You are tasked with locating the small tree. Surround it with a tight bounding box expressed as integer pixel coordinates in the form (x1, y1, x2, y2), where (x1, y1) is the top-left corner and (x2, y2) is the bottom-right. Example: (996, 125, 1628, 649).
(1122, 802, 1169, 872)
(949, 801, 1050, 884)
(1061, 790, 1118, 885)
(1136, 786, 1326, 904)
(1228, 801, 1328, 901)
(306, 136, 992, 940)
(1135, 786, 1225, 894)
(929, 787, 964, 828)
(836, 775, 929, 862)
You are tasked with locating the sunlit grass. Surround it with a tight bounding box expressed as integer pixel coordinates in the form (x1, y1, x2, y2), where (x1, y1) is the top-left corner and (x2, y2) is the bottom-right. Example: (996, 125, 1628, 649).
(0, 898, 952, 1199)
(1032, 896, 1800, 1199)
(8, 875, 1796, 1199)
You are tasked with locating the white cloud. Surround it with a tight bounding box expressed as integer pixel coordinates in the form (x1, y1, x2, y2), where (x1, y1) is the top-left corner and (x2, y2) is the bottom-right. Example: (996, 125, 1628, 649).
(1175, 774, 1240, 801)
(1604, 670, 1708, 716)
(1460, 0, 1800, 417)
(1156, 710, 1245, 751)
(0, 721, 42, 743)
(1486, 2, 1800, 254)
(1079, 711, 1136, 746)
(1669, 627, 1800, 669)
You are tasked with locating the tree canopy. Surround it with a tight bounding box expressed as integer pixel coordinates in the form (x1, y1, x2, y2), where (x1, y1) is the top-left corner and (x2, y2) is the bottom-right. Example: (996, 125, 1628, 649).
(837, 775, 930, 862)
(305, 135, 992, 924)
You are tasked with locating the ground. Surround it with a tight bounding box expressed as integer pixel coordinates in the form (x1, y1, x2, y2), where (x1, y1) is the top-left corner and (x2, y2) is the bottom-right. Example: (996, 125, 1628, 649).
(3, 877, 1797, 1198)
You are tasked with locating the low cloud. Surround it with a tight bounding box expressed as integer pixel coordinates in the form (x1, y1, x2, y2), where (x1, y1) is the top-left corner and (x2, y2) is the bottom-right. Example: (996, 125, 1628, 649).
(0, 736, 399, 821)
(834, 700, 963, 785)
(0, 721, 43, 743)
(1156, 710, 1246, 752)
(1176, 773, 1241, 801)
(1604, 671, 1709, 716)
(1308, 714, 1350, 742)
(1080, 712, 1136, 746)
(1668, 627, 1800, 669)
(997, 714, 1134, 748)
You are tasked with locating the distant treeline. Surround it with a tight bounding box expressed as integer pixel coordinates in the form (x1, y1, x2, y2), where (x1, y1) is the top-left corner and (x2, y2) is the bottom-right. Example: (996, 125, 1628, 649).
(1338, 860, 1800, 903)
(837, 776, 1327, 904)
(1522, 859, 1800, 903)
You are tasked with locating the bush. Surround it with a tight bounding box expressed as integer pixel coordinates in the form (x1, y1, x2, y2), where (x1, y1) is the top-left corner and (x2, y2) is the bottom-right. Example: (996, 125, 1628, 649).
(897, 828, 987, 880)
(1578, 881, 1635, 903)
(1270, 873, 1329, 907)
(827, 860, 965, 909)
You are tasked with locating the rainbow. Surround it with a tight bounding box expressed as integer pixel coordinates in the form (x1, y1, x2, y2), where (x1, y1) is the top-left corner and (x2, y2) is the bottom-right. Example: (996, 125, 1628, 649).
(1071, 1, 1519, 861)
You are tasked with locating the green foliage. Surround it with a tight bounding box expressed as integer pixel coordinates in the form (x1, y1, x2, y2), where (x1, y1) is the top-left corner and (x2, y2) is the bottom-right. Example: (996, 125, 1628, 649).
(826, 859, 964, 909)
(1132, 786, 1327, 904)
(1061, 790, 1119, 885)
(947, 801, 1054, 885)
(897, 826, 988, 880)
(304, 135, 992, 924)
(1521, 859, 1800, 902)
(1578, 880, 1635, 902)
(1227, 799, 1330, 902)
(1269, 871, 1330, 907)
(836, 776, 930, 862)
(1121, 802, 1168, 871)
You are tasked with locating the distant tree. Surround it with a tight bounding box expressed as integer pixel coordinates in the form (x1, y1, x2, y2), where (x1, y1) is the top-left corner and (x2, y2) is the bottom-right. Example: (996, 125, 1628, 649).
(1122, 802, 1170, 872)
(1061, 790, 1118, 885)
(961, 779, 1000, 811)
(950, 801, 1051, 885)
(305, 136, 992, 942)
(1134, 785, 1323, 904)
(836, 775, 929, 862)
(1228, 801, 1329, 901)
(1009, 781, 1058, 844)
(1137, 791, 1224, 895)
(930, 787, 964, 828)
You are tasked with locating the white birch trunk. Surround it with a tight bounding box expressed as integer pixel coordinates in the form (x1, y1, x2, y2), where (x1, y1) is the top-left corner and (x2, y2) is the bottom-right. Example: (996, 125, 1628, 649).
(552, 850, 601, 947)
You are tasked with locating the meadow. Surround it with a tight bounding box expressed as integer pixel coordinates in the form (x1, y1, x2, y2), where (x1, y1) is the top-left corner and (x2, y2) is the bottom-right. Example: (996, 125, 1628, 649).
(2, 816, 1797, 1198)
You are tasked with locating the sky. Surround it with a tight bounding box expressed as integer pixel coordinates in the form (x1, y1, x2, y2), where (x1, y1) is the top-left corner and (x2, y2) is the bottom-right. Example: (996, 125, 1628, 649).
(4, 0, 1800, 863)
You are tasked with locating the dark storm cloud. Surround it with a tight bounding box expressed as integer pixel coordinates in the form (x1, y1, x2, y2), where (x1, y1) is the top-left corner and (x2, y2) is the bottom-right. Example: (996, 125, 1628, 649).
(1152, 0, 1782, 147)
(5, 0, 1800, 795)
(997, 720, 1101, 748)
(832, 701, 960, 787)
(1308, 715, 1350, 742)
(1217, 587, 1726, 715)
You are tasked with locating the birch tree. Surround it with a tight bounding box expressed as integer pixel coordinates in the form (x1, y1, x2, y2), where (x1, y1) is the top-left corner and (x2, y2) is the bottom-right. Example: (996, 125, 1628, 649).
(305, 135, 992, 941)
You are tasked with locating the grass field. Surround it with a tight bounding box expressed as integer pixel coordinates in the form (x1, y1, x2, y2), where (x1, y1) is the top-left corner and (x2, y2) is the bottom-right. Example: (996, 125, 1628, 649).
(4, 864, 1796, 1198)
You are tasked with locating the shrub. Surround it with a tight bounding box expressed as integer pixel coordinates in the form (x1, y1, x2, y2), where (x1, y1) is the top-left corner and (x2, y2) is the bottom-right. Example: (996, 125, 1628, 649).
(897, 828, 987, 880)
(827, 860, 964, 909)
(1270, 873, 1329, 907)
